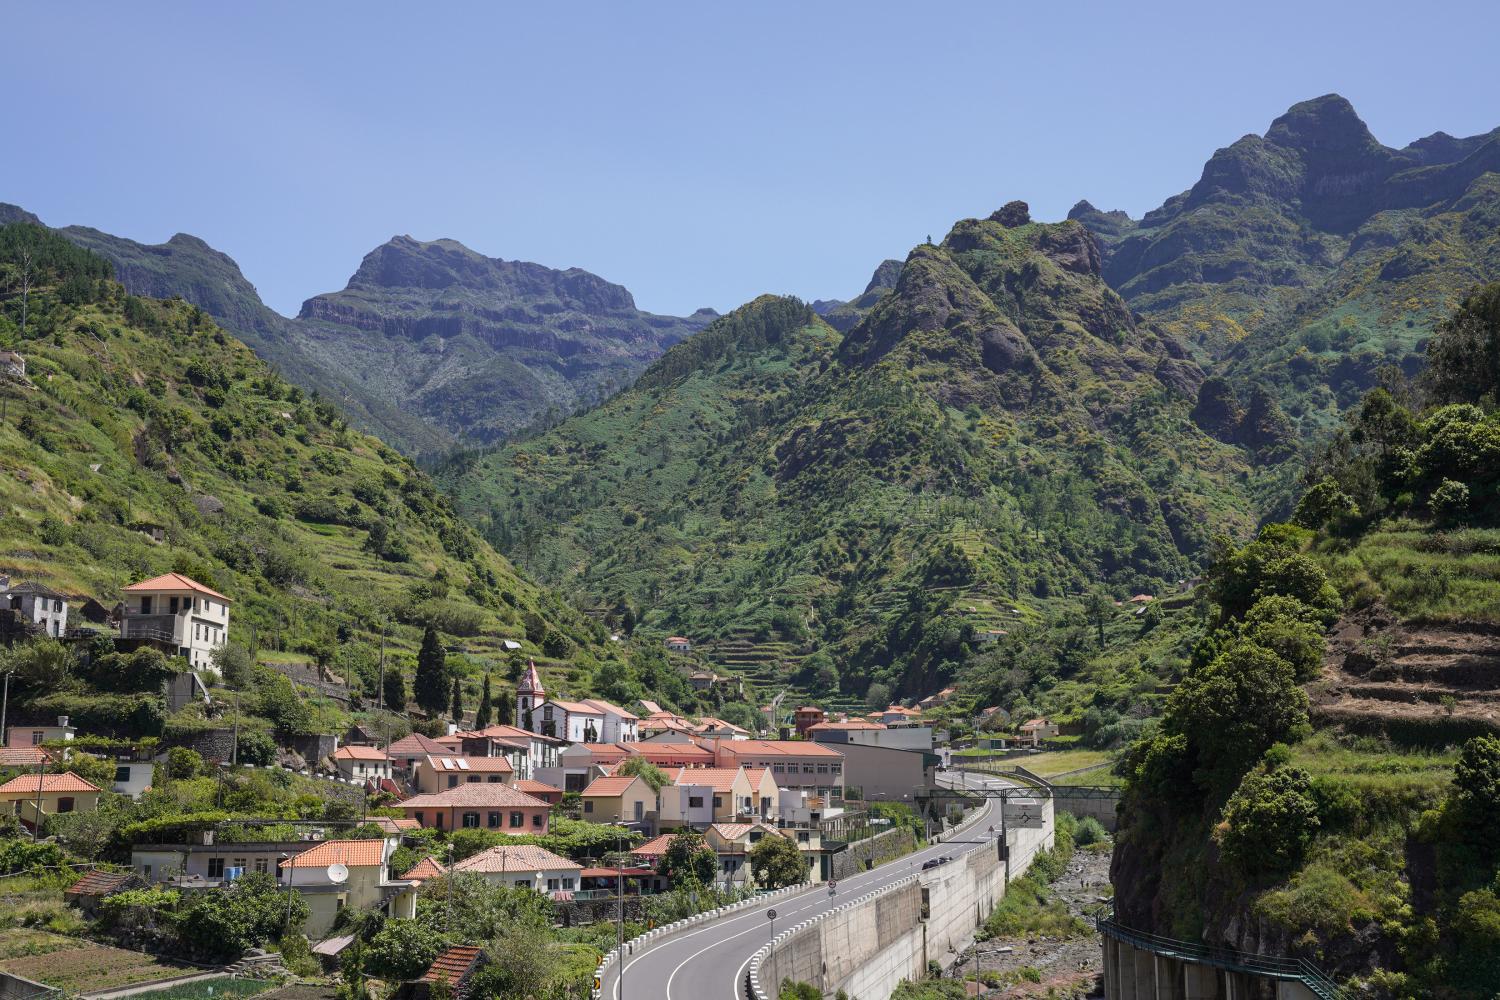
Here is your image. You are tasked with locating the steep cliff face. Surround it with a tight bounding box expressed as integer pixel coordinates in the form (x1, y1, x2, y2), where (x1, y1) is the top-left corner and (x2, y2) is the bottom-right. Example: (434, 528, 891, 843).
(294, 235, 709, 444)
(1074, 95, 1500, 446)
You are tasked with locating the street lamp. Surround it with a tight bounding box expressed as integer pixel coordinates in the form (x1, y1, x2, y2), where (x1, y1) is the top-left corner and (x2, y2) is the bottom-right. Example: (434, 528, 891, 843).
(279, 853, 295, 933)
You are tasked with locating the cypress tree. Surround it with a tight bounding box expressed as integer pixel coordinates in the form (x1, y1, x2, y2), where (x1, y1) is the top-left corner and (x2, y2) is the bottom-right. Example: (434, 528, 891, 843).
(414, 626, 448, 715)
(450, 676, 464, 722)
(497, 687, 513, 726)
(475, 675, 493, 729)
(383, 667, 406, 713)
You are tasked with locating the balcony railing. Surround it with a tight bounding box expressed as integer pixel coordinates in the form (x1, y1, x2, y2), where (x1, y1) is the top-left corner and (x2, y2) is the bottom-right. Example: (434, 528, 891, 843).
(120, 614, 183, 644)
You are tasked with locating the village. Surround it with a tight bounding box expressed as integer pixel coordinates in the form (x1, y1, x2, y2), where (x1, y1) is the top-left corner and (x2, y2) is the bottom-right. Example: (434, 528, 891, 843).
(0, 570, 1078, 998)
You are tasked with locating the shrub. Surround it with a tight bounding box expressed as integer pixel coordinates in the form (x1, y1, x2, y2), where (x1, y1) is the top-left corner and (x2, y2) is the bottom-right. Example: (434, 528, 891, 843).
(364, 919, 444, 981)
(1430, 479, 1472, 522)
(1215, 765, 1320, 880)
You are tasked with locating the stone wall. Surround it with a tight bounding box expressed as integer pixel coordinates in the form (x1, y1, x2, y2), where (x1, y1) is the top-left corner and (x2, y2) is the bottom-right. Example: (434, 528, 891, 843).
(164, 727, 236, 762)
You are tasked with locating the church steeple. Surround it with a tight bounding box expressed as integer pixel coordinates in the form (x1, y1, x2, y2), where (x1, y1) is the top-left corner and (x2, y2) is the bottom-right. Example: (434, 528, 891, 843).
(517, 659, 544, 732)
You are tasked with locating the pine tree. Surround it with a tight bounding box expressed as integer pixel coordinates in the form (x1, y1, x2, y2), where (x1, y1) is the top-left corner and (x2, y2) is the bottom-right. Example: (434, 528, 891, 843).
(414, 626, 448, 715)
(475, 675, 493, 729)
(497, 688, 513, 726)
(383, 668, 406, 713)
(450, 676, 464, 722)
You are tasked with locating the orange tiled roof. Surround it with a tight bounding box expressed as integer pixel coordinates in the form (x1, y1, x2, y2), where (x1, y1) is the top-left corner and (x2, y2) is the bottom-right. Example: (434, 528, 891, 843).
(425, 755, 513, 773)
(0, 771, 100, 795)
(401, 856, 449, 882)
(66, 870, 137, 897)
(400, 785, 550, 809)
(123, 572, 231, 602)
(0, 747, 52, 767)
(284, 839, 386, 869)
(806, 720, 886, 732)
(631, 834, 676, 857)
(714, 740, 843, 758)
(581, 775, 646, 797)
(389, 733, 449, 756)
(666, 766, 744, 791)
(333, 746, 388, 761)
(453, 843, 580, 874)
(421, 945, 484, 984)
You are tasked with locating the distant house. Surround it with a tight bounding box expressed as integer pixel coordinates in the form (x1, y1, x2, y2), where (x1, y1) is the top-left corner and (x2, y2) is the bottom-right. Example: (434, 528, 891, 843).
(665, 636, 692, 652)
(400, 855, 449, 885)
(499, 639, 522, 652)
(1018, 718, 1059, 745)
(413, 753, 513, 794)
(283, 838, 417, 939)
(452, 843, 582, 895)
(7, 716, 75, 748)
(388, 733, 450, 776)
(580, 773, 656, 826)
(0, 771, 101, 827)
(512, 779, 564, 805)
(343, 724, 379, 747)
(0, 351, 24, 379)
(331, 745, 392, 783)
(119, 572, 230, 670)
(399, 784, 552, 833)
(1127, 594, 1155, 604)
(974, 628, 1008, 644)
(64, 870, 144, 914)
(793, 707, 825, 737)
(2, 582, 68, 638)
(414, 945, 487, 1000)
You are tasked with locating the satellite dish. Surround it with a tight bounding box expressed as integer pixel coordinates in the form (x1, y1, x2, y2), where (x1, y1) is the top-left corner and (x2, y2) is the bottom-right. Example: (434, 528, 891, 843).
(326, 863, 349, 885)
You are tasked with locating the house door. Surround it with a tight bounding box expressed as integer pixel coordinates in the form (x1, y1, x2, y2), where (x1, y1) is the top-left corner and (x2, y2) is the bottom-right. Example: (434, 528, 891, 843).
(634, 800, 644, 821)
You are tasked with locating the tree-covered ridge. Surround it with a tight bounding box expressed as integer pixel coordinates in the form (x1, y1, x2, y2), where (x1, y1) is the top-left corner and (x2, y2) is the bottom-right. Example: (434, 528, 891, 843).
(0, 221, 620, 717)
(1111, 287, 1500, 997)
(1074, 94, 1500, 448)
(440, 208, 1257, 705)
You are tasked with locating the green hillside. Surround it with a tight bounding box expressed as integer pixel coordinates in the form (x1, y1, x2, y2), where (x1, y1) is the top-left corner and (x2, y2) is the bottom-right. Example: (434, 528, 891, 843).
(0, 221, 653, 732)
(441, 206, 1256, 705)
(1110, 287, 1500, 997)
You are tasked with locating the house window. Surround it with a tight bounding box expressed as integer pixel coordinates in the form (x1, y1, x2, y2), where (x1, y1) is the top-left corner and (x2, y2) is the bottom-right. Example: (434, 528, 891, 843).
(462, 812, 480, 828)
(688, 796, 704, 808)
(256, 858, 268, 873)
(488, 812, 501, 829)
(514, 879, 529, 889)
(448, 776, 459, 788)
(532, 814, 543, 828)
(488, 776, 502, 783)
(140, 597, 152, 614)
(413, 812, 424, 826)
(832, 764, 842, 774)
(547, 878, 559, 891)
(803, 764, 814, 774)
(816, 764, 829, 774)
(52, 599, 62, 613)
(467, 775, 480, 783)
(57, 797, 75, 813)
(169, 597, 179, 614)
(713, 795, 723, 809)
(797, 832, 810, 843)
(29, 732, 41, 746)
(772, 763, 785, 774)
(509, 812, 524, 828)
(563, 877, 575, 890)
(584, 801, 594, 814)
(435, 813, 445, 830)
(207, 858, 225, 878)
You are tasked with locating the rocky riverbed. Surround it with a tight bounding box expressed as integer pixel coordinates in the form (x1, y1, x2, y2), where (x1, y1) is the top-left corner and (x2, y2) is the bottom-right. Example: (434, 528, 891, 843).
(951, 840, 1113, 998)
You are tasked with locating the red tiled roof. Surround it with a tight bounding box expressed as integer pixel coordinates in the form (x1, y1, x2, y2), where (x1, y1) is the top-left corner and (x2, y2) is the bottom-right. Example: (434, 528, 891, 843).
(284, 840, 386, 869)
(580, 866, 656, 879)
(123, 572, 231, 602)
(581, 775, 646, 797)
(582, 698, 639, 721)
(514, 779, 562, 797)
(631, 834, 676, 857)
(548, 698, 603, 715)
(0, 771, 100, 795)
(453, 844, 580, 874)
(400, 785, 550, 809)
(421, 945, 484, 984)
(401, 856, 449, 882)
(371, 817, 420, 833)
(714, 740, 844, 758)
(806, 720, 885, 732)
(389, 733, 449, 756)
(425, 755, 513, 773)
(66, 870, 137, 898)
(0, 748, 52, 767)
(333, 746, 389, 761)
(666, 767, 744, 792)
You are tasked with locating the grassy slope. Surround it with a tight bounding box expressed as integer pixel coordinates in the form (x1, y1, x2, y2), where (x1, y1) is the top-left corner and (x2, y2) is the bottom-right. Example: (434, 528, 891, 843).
(444, 217, 1256, 703)
(0, 243, 616, 707)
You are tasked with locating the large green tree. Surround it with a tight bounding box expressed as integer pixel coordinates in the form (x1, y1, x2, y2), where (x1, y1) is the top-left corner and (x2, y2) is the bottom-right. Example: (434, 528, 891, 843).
(749, 833, 807, 889)
(414, 626, 449, 715)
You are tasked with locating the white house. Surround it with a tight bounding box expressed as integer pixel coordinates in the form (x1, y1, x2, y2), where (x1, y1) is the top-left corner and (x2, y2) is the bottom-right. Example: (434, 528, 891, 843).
(0, 351, 24, 380)
(331, 745, 392, 783)
(451, 843, 582, 895)
(665, 636, 692, 652)
(119, 573, 230, 670)
(582, 699, 639, 743)
(2, 582, 68, 637)
(534, 698, 607, 743)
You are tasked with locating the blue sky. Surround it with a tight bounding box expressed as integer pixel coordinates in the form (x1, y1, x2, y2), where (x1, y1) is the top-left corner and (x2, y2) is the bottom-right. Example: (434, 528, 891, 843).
(5, 1, 1498, 317)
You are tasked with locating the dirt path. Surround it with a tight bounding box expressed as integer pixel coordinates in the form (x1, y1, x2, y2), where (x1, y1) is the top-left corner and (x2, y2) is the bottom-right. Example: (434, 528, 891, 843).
(951, 841, 1111, 998)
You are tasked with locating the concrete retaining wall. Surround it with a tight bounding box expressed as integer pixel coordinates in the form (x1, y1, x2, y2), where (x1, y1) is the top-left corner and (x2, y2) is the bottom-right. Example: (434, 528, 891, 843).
(753, 798, 1056, 1000)
(1102, 936, 1320, 1000)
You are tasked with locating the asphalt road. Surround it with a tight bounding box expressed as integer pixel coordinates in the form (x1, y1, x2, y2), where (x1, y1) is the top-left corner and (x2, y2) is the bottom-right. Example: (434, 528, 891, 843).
(601, 770, 1010, 1000)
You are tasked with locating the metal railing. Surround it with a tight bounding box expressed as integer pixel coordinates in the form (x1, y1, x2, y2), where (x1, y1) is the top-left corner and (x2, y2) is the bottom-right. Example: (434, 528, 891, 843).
(1096, 912, 1350, 1000)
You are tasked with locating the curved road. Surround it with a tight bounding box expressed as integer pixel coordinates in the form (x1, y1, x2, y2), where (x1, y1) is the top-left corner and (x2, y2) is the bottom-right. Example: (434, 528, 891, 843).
(601, 770, 1011, 1000)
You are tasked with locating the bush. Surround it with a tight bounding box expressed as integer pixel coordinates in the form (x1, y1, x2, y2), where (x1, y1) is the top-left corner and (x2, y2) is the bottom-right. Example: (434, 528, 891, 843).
(364, 919, 444, 981)
(1430, 479, 1472, 522)
(1072, 815, 1108, 847)
(177, 871, 307, 962)
(236, 731, 278, 767)
(1215, 765, 1320, 880)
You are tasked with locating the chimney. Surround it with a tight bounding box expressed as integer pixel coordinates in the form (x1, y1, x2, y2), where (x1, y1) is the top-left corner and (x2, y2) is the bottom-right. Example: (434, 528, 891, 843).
(57, 716, 70, 729)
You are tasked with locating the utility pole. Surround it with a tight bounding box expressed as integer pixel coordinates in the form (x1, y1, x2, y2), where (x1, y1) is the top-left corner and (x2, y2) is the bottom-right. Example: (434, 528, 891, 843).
(446, 843, 455, 936)
(230, 691, 240, 765)
(28, 755, 46, 841)
(617, 826, 626, 1000)
(280, 853, 295, 932)
(0, 669, 11, 746)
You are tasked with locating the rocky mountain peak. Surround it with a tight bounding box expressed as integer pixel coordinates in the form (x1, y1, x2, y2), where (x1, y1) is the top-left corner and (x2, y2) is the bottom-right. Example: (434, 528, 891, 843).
(0, 203, 43, 226)
(1265, 93, 1381, 157)
(988, 200, 1032, 227)
(864, 259, 904, 294)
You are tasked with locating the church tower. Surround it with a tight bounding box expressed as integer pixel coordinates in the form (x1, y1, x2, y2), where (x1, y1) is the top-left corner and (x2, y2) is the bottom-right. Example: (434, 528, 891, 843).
(517, 660, 544, 733)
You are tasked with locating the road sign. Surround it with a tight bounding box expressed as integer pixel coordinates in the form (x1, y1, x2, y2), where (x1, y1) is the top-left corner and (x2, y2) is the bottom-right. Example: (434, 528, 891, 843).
(767, 908, 777, 921)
